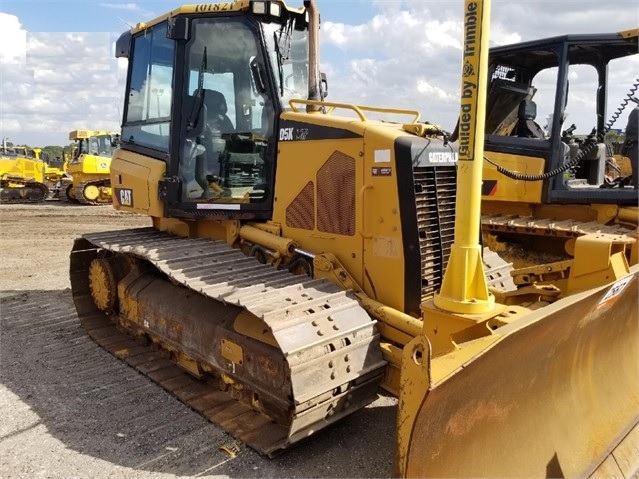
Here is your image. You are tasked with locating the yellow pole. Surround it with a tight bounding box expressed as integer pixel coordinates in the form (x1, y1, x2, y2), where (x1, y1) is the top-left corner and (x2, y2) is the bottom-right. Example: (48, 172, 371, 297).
(433, 0, 495, 314)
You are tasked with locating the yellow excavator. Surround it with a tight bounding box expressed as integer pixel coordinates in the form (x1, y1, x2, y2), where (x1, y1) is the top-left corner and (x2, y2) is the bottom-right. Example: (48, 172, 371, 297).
(0, 144, 49, 202)
(64, 130, 118, 204)
(69, 1, 638, 476)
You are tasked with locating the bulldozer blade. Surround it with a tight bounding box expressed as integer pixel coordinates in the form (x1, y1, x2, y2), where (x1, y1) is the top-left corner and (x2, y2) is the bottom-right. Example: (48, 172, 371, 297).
(398, 267, 638, 478)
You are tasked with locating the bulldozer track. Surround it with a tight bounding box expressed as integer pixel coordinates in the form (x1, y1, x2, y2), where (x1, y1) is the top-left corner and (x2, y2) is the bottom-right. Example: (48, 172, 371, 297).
(70, 227, 386, 457)
(0, 178, 49, 203)
(74, 179, 111, 205)
(481, 214, 637, 239)
(482, 247, 517, 291)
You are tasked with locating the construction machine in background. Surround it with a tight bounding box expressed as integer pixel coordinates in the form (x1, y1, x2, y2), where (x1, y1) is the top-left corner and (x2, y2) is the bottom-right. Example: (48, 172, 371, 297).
(0, 144, 49, 203)
(64, 130, 118, 204)
(479, 30, 639, 267)
(11, 146, 68, 199)
(69, 0, 638, 476)
(40, 148, 70, 199)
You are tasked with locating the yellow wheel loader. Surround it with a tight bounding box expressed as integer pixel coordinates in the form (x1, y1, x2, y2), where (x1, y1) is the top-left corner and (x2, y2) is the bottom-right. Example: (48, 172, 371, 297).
(0, 144, 49, 203)
(69, 1, 638, 476)
(64, 130, 118, 204)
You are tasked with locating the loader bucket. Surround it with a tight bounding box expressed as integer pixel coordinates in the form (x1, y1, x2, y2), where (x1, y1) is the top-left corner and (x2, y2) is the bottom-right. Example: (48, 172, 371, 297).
(398, 268, 639, 478)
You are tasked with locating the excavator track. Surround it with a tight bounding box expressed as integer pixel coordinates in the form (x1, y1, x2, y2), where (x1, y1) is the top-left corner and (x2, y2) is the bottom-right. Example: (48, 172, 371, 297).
(0, 178, 49, 203)
(74, 179, 111, 205)
(70, 227, 386, 456)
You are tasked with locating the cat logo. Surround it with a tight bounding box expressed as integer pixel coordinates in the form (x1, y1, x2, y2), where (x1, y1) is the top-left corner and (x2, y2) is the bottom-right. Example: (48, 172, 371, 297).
(116, 188, 133, 207)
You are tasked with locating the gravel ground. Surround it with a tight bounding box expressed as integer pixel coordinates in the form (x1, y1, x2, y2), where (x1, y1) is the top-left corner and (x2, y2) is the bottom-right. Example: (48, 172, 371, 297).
(0, 202, 397, 479)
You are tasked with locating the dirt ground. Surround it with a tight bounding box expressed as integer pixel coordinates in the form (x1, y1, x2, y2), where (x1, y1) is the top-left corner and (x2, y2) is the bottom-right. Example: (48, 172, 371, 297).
(0, 202, 397, 479)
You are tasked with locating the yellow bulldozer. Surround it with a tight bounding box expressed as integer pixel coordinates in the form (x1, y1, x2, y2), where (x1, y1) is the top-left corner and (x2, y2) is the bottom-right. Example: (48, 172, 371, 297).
(69, 1, 638, 476)
(0, 144, 49, 202)
(64, 130, 118, 204)
(478, 30, 639, 267)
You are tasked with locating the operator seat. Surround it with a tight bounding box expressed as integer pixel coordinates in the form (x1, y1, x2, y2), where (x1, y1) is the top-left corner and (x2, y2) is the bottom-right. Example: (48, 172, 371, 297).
(203, 89, 234, 134)
(513, 99, 546, 139)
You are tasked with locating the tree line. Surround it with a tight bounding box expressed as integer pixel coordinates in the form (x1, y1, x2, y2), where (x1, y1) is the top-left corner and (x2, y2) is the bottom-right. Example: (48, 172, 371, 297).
(3, 142, 76, 161)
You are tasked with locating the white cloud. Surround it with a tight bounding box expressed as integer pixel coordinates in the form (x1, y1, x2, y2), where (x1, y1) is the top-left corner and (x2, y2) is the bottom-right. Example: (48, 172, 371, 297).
(416, 79, 454, 101)
(0, 13, 122, 146)
(1, 2, 637, 146)
(99, 2, 155, 26)
(99, 3, 141, 11)
(0, 13, 26, 65)
(27, 32, 111, 71)
(320, 1, 639, 133)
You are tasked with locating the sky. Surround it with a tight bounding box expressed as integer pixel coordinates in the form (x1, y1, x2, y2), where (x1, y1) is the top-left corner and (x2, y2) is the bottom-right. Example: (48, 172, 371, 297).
(0, 0, 638, 147)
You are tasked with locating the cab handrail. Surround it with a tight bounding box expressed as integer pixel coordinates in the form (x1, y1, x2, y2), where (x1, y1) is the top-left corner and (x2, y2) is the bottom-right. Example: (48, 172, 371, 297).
(288, 99, 421, 123)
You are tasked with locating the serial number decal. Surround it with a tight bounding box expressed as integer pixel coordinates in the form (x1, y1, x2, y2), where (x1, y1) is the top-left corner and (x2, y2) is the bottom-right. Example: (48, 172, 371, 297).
(115, 188, 133, 207)
(194, 3, 233, 12)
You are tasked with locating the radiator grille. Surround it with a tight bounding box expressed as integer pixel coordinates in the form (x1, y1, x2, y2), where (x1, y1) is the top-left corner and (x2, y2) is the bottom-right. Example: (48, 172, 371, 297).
(317, 151, 356, 236)
(286, 181, 315, 230)
(414, 166, 457, 300)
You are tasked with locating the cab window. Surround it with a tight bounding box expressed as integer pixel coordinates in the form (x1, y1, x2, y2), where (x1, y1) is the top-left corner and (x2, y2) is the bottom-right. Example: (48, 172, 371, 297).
(178, 17, 274, 204)
(122, 22, 174, 152)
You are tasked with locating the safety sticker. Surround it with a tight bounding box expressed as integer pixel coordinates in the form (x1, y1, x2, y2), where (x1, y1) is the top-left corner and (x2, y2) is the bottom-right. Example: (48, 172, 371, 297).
(372, 167, 392, 176)
(595, 275, 633, 310)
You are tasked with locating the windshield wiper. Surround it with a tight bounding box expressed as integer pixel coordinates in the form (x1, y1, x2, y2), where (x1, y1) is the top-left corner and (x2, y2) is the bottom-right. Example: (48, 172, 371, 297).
(273, 32, 285, 97)
(273, 20, 294, 98)
(187, 46, 207, 132)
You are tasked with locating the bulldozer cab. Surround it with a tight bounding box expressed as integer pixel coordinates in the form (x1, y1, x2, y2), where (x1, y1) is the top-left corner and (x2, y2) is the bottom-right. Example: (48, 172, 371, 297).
(0, 146, 16, 158)
(115, 2, 312, 219)
(483, 30, 639, 204)
(69, 131, 116, 160)
(10, 146, 39, 160)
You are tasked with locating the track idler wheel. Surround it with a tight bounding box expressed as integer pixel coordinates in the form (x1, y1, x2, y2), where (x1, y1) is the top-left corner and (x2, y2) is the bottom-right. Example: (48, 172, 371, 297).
(88, 258, 119, 311)
(65, 184, 79, 203)
(83, 183, 101, 202)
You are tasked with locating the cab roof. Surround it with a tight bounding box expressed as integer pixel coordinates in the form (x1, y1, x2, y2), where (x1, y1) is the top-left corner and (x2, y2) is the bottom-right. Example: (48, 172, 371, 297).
(68, 130, 118, 140)
(489, 29, 638, 74)
(128, 1, 306, 34)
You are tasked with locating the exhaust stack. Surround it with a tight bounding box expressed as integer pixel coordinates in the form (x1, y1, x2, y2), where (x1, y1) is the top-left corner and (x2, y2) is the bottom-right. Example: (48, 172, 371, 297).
(304, 0, 321, 112)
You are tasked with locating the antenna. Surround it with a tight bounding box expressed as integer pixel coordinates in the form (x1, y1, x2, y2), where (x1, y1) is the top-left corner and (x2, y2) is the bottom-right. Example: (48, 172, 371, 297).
(117, 16, 133, 29)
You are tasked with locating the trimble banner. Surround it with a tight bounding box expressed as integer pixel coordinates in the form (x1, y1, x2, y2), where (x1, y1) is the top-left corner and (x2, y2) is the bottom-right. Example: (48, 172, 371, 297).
(457, 0, 486, 161)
